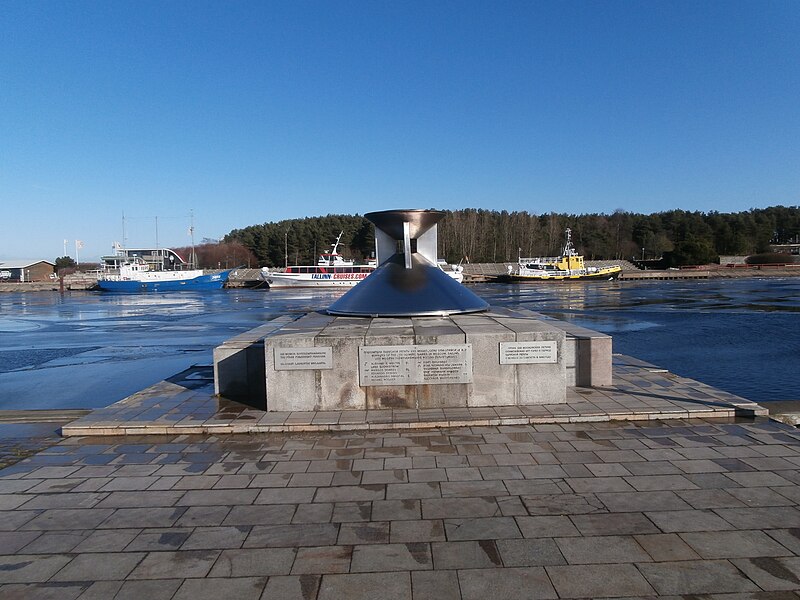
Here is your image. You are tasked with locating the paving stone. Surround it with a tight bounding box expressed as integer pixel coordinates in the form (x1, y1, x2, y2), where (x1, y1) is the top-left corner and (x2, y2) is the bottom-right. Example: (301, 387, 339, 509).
(177, 489, 259, 506)
(370, 499, 419, 521)
(243, 523, 339, 548)
(100, 507, 186, 529)
(71, 528, 140, 553)
(126, 528, 192, 551)
(0, 582, 89, 599)
(634, 533, 702, 561)
(19, 530, 88, 553)
(222, 504, 295, 526)
(127, 549, 220, 579)
(96, 490, 184, 508)
(565, 476, 635, 493)
(112, 579, 182, 600)
(172, 576, 267, 600)
(680, 530, 794, 559)
(624, 474, 700, 491)
(331, 501, 372, 522)
(338, 521, 390, 545)
(317, 571, 411, 600)
(444, 516, 521, 541)
(676, 488, 746, 509)
(350, 542, 432, 572)
(411, 570, 461, 600)
(50, 552, 145, 581)
(431, 540, 502, 569)
(569, 511, 659, 535)
(174, 505, 231, 527)
(715, 507, 800, 529)
(728, 486, 798, 507)
(555, 534, 651, 564)
(385, 482, 441, 500)
(292, 502, 333, 524)
(421, 497, 499, 519)
(765, 528, 800, 555)
(181, 525, 250, 550)
(496, 538, 566, 566)
(0, 530, 41, 553)
(391, 519, 446, 543)
(516, 515, 581, 538)
(0, 554, 74, 584)
(20, 508, 114, 531)
(546, 563, 655, 598)
(15, 492, 106, 510)
(315, 484, 385, 503)
(440, 480, 509, 498)
(596, 490, 691, 512)
(521, 492, 605, 515)
(458, 566, 557, 600)
(253, 487, 315, 504)
(260, 574, 321, 599)
(646, 509, 741, 533)
(731, 556, 800, 591)
(292, 545, 352, 574)
(637, 559, 760, 594)
(208, 547, 296, 577)
(361, 469, 407, 485)
(724, 472, 795, 487)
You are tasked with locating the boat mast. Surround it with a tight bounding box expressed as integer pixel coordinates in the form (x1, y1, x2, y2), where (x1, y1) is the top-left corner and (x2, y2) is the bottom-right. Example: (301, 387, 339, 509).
(329, 231, 344, 266)
(189, 210, 197, 268)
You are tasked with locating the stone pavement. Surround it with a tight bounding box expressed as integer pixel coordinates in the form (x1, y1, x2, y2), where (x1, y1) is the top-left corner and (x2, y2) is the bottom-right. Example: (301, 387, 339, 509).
(61, 355, 766, 437)
(2, 415, 800, 599)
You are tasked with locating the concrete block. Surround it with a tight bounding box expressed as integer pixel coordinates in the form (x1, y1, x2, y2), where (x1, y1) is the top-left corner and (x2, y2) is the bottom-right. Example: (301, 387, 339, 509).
(577, 335, 612, 387)
(213, 321, 289, 409)
(412, 318, 468, 409)
(363, 325, 417, 410)
(316, 319, 368, 411)
(452, 318, 516, 407)
(265, 332, 319, 412)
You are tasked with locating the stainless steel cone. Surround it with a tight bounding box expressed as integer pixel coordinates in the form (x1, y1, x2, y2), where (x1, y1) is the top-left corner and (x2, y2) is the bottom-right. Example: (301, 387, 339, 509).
(327, 209, 489, 317)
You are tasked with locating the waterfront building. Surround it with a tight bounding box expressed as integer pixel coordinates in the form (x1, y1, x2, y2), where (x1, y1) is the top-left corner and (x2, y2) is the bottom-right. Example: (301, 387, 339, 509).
(0, 259, 55, 282)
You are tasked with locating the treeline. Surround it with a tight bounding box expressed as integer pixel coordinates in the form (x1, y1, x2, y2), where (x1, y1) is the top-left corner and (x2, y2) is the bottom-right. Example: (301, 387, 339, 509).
(172, 241, 258, 269)
(224, 206, 800, 267)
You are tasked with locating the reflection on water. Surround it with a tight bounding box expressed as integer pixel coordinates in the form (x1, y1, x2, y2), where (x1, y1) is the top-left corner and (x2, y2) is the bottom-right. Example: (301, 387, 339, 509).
(0, 279, 798, 409)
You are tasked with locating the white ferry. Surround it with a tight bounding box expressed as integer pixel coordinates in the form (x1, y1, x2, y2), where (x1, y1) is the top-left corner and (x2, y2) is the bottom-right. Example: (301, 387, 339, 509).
(260, 232, 466, 289)
(260, 233, 375, 289)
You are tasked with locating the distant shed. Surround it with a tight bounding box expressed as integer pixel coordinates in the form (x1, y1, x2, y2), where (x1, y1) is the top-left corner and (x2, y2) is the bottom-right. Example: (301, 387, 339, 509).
(0, 260, 56, 282)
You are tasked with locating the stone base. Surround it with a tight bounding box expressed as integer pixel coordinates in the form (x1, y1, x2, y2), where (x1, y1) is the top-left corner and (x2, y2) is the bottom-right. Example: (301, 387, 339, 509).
(213, 308, 613, 412)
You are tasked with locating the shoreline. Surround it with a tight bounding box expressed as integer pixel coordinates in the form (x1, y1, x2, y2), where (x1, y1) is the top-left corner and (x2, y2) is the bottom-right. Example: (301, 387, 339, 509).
(2, 265, 799, 293)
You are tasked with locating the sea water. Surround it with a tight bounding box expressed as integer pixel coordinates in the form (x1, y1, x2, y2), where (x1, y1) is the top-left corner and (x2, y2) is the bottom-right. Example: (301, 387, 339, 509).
(0, 278, 797, 410)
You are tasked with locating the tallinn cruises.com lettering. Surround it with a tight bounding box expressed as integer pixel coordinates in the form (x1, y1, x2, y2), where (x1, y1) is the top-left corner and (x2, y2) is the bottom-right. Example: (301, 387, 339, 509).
(311, 273, 369, 280)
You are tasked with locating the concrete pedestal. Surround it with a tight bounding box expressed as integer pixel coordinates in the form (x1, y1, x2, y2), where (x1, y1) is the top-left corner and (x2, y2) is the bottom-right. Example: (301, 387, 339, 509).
(213, 308, 613, 411)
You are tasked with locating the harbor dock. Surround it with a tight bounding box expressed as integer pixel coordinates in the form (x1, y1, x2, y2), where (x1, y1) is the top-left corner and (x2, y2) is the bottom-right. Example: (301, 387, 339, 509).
(4, 350, 800, 597)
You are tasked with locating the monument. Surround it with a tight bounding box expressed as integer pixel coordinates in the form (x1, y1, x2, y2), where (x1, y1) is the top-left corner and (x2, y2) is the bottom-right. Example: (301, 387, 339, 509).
(214, 209, 612, 411)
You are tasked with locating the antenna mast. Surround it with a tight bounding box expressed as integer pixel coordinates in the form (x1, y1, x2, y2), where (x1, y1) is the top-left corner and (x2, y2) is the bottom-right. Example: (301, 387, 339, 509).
(189, 210, 196, 268)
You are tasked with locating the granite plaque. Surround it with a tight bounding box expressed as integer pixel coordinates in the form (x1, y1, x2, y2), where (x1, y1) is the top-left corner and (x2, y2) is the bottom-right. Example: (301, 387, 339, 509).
(275, 347, 333, 370)
(499, 341, 558, 364)
(359, 344, 472, 386)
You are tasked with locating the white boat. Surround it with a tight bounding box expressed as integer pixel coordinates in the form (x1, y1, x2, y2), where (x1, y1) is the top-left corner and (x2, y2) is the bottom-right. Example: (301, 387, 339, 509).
(260, 232, 466, 289)
(96, 256, 231, 292)
(438, 259, 465, 283)
(260, 233, 376, 289)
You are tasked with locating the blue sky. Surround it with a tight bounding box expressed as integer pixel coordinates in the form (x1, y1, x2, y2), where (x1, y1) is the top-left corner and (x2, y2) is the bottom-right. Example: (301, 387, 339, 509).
(2, 1, 798, 261)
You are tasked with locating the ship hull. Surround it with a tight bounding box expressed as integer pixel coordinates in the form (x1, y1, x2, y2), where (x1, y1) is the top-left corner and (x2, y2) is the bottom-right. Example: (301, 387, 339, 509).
(96, 270, 231, 292)
(497, 268, 622, 283)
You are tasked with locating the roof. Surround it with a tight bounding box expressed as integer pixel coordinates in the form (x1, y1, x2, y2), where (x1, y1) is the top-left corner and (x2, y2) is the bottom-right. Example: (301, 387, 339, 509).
(0, 259, 56, 269)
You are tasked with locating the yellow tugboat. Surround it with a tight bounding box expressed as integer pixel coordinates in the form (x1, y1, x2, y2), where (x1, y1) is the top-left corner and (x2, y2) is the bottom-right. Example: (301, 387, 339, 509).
(500, 228, 622, 282)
